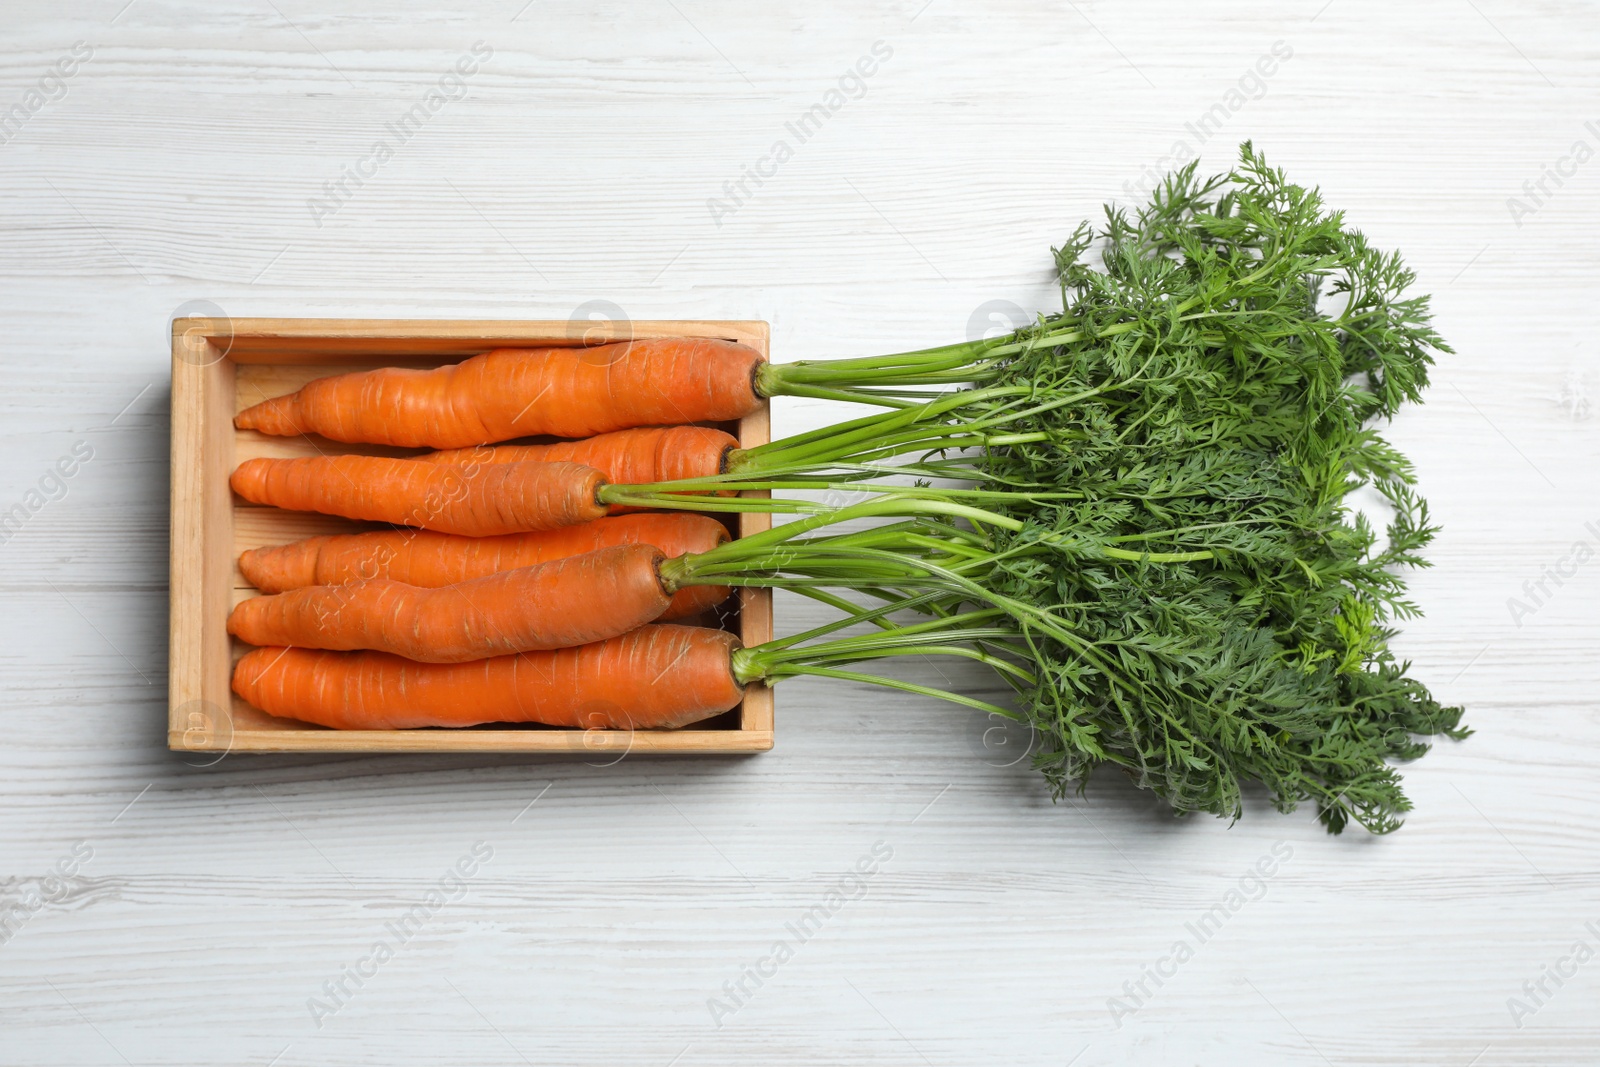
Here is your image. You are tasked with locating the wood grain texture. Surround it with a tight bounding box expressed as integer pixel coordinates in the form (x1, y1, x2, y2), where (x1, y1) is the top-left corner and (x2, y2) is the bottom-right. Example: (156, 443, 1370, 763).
(1, 0, 1598, 1064)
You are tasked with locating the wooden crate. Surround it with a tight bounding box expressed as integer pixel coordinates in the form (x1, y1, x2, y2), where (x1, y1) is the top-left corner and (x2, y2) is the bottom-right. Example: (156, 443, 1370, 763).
(169, 318, 774, 754)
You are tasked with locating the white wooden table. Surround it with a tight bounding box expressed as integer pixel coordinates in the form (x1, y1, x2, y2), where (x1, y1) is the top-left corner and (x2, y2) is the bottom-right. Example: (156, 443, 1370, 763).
(2, 2, 1597, 1063)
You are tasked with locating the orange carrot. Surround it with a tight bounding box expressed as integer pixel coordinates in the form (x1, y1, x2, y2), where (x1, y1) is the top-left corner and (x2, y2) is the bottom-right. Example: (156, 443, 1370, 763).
(424, 425, 736, 485)
(239, 513, 732, 620)
(232, 624, 747, 730)
(230, 457, 606, 536)
(425, 426, 738, 516)
(228, 543, 670, 662)
(233, 338, 766, 447)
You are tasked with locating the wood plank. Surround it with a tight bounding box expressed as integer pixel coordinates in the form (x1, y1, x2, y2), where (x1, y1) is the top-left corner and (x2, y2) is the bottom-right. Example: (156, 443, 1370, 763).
(166, 327, 236, 753)
(196, 318, 769, 361)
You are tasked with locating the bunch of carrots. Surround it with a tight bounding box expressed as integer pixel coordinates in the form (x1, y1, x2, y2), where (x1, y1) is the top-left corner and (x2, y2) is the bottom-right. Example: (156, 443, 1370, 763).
(231, 346, 782, 731)
(228, 145, 1467, 833)
(229, 339, 1002, 732)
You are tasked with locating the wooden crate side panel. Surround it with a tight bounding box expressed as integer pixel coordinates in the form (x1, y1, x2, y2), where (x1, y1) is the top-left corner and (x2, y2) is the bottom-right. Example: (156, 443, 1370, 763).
(217, 724, 774, 754)
(168, 328, 237, 752)
(168, 350, 203, 743)
(203, 318, 767, 362)
(734, 399, 774, 743)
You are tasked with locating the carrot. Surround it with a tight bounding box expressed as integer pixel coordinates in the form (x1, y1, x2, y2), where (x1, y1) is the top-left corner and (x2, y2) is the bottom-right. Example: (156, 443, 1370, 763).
(423, 425, 737, 486)
(229, 457, 606, 536)
(426, 426, 738, 516)
(228, 543, 670, 662)
(238, 512, 732, 619)
(232, 624, 746, 730)
(233, 338, 767, 447)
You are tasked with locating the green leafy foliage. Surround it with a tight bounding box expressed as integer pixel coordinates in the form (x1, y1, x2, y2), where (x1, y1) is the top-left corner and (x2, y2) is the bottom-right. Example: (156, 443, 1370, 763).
(671, 144, 1467, 833)
(963, 145, 1467, 832)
